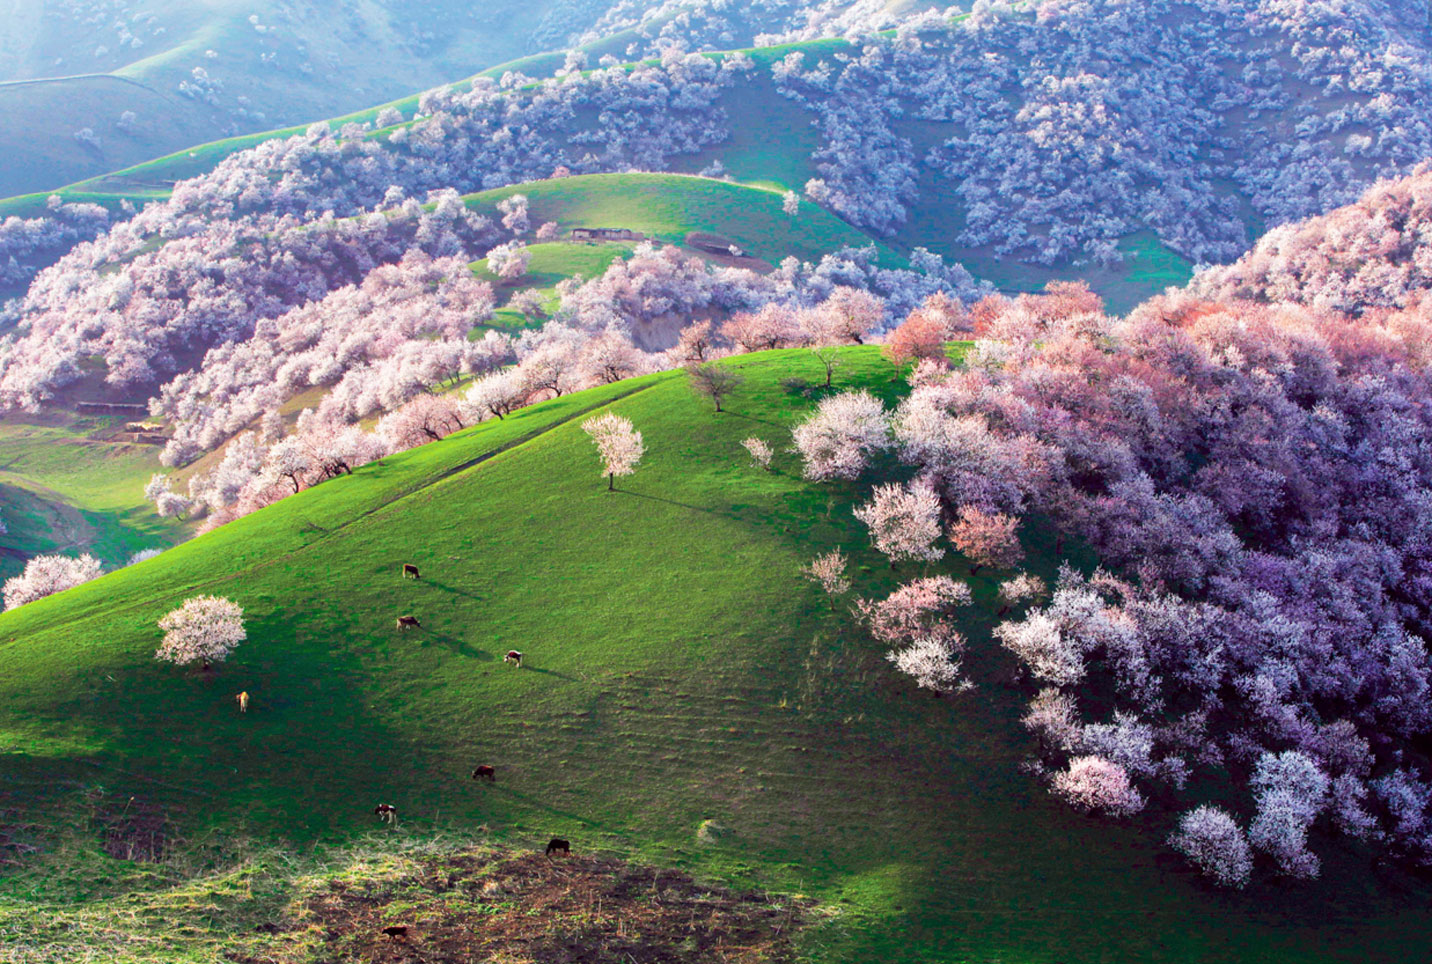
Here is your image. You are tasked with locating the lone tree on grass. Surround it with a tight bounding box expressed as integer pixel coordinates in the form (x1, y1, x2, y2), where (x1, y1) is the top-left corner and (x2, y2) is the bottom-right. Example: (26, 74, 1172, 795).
(156, 595, 246, 671)
(809, 344, 841, 388)
(582, 412, 645, 491)
(686, 362, 744, 413)
(802, 549, 851, 604)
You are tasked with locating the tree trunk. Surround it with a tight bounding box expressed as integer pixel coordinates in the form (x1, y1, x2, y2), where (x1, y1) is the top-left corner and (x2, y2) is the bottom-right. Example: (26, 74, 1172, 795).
(608, 473, 614, 491)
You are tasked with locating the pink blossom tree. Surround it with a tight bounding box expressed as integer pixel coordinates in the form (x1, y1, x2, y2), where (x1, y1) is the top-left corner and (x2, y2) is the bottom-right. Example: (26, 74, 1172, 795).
(377, 394, 465, 450)
(155, 595, 246, 671)
(803, 549, 851, 601)
(883, 311, 948, 366)
(857, 575, 971, 644)
(582, 412, 645, 490)
(948, 505, 1024, 573)
(853, 481, 945, 566)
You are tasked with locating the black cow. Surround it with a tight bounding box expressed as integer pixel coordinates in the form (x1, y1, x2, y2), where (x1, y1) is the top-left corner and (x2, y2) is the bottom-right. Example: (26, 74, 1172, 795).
(546, 837, 570, 856)
(402, 564, 420, 579)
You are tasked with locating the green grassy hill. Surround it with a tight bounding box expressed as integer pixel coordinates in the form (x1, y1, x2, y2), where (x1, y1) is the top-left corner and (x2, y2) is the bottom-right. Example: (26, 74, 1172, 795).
(0, 417, 180, 580)
(1, 348, 1427, 962)
(468, 172, 900, 266)
(0, 0, 662, 201)
(468, 173, 903, 332)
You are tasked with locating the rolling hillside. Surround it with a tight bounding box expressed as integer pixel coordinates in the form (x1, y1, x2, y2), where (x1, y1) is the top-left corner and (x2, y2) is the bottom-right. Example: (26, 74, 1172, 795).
(2, 348, 1429, 963)
(0, 0, 675, 200)
(468, 172, 897, 267)
(0, 22, 1200, 314)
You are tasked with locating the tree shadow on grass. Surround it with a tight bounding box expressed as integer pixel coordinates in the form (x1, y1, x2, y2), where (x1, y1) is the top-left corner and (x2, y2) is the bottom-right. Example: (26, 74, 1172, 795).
(520, 665, 578, 682)
(415, 631, 493, 661)
(488, 785, 632, 840)
(422, 579, 483, 601)
(719, 409, 787, 430)
(617, 489, 726, 518)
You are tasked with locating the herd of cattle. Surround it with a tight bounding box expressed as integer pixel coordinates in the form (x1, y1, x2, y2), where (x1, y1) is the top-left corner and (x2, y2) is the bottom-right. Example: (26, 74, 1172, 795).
(239, 562, 569, 861)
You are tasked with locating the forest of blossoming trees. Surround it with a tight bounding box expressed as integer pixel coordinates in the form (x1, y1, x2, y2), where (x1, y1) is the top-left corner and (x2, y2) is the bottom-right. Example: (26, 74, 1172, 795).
(775, 170, 1432, 881)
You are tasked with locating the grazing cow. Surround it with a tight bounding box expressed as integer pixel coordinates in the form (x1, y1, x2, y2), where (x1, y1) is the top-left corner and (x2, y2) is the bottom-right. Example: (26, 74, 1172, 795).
(545, 837, 570, 857)
(374, 803, 398, 824)
(504, 650, 523, 667)
(472, 765, 497, 782)
(396, 615, 421, 630)
(381, 925, 409, 940)
(236, 691, 249, 713)
(402, 564, 420, 579)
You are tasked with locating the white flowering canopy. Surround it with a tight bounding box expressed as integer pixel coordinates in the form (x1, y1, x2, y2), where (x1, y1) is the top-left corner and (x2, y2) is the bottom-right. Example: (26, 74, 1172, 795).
(156, 595, 247, 668)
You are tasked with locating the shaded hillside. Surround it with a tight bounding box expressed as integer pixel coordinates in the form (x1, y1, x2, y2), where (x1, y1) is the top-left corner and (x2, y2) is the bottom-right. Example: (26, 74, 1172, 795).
(2, 349, 1431, 963)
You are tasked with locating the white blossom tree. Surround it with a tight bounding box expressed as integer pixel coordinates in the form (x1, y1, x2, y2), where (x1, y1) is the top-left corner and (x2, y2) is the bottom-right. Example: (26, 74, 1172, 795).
(887, 633, 969, 694)
(582, 412, 645, 491)
(145, 473, 193, 518)
(155, 595, 246, 670)
(854, 481, 945, 566)
(1051, 756, 1145, 817)
(1169, 806, 1254, 888)
(791, 390, 890, 481)
(3, 554, 104, 610)
(486, 241, 531, 280)
(741, 437, 773, 470)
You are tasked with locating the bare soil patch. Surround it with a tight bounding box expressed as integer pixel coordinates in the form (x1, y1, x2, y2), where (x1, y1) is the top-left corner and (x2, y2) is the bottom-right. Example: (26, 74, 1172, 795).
(262, 848, 809, 964)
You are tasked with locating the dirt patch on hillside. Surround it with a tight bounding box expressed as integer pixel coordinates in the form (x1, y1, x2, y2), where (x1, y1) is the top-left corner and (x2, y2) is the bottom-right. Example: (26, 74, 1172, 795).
(259, 848, 809, 964)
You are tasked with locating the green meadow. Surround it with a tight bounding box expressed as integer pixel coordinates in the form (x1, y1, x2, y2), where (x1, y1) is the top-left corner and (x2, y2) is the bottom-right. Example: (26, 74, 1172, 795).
(1, 348, 1427, 962)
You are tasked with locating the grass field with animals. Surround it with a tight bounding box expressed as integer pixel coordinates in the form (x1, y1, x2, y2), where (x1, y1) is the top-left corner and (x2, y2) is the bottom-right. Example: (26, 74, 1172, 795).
(3, 348, 1430, 963)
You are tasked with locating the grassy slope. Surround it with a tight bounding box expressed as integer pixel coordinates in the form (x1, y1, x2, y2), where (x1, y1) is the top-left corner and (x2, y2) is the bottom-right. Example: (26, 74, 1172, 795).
(467, 172, 900, 267)
(472, 240, 636, 331)
(1, 348, 1427, 963)
(0, 418, 180, 580)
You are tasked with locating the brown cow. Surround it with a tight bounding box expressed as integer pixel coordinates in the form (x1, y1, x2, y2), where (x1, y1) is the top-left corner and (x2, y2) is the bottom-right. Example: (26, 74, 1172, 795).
(396, 615, 421, 630)
(381, 925, 409, 940)
(402, 564, 420, 579)
(472, 765, 496, 782)
(374, 803, 398, 824)
(545, 837, 570, 856)
(503, 650, 523, 667)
